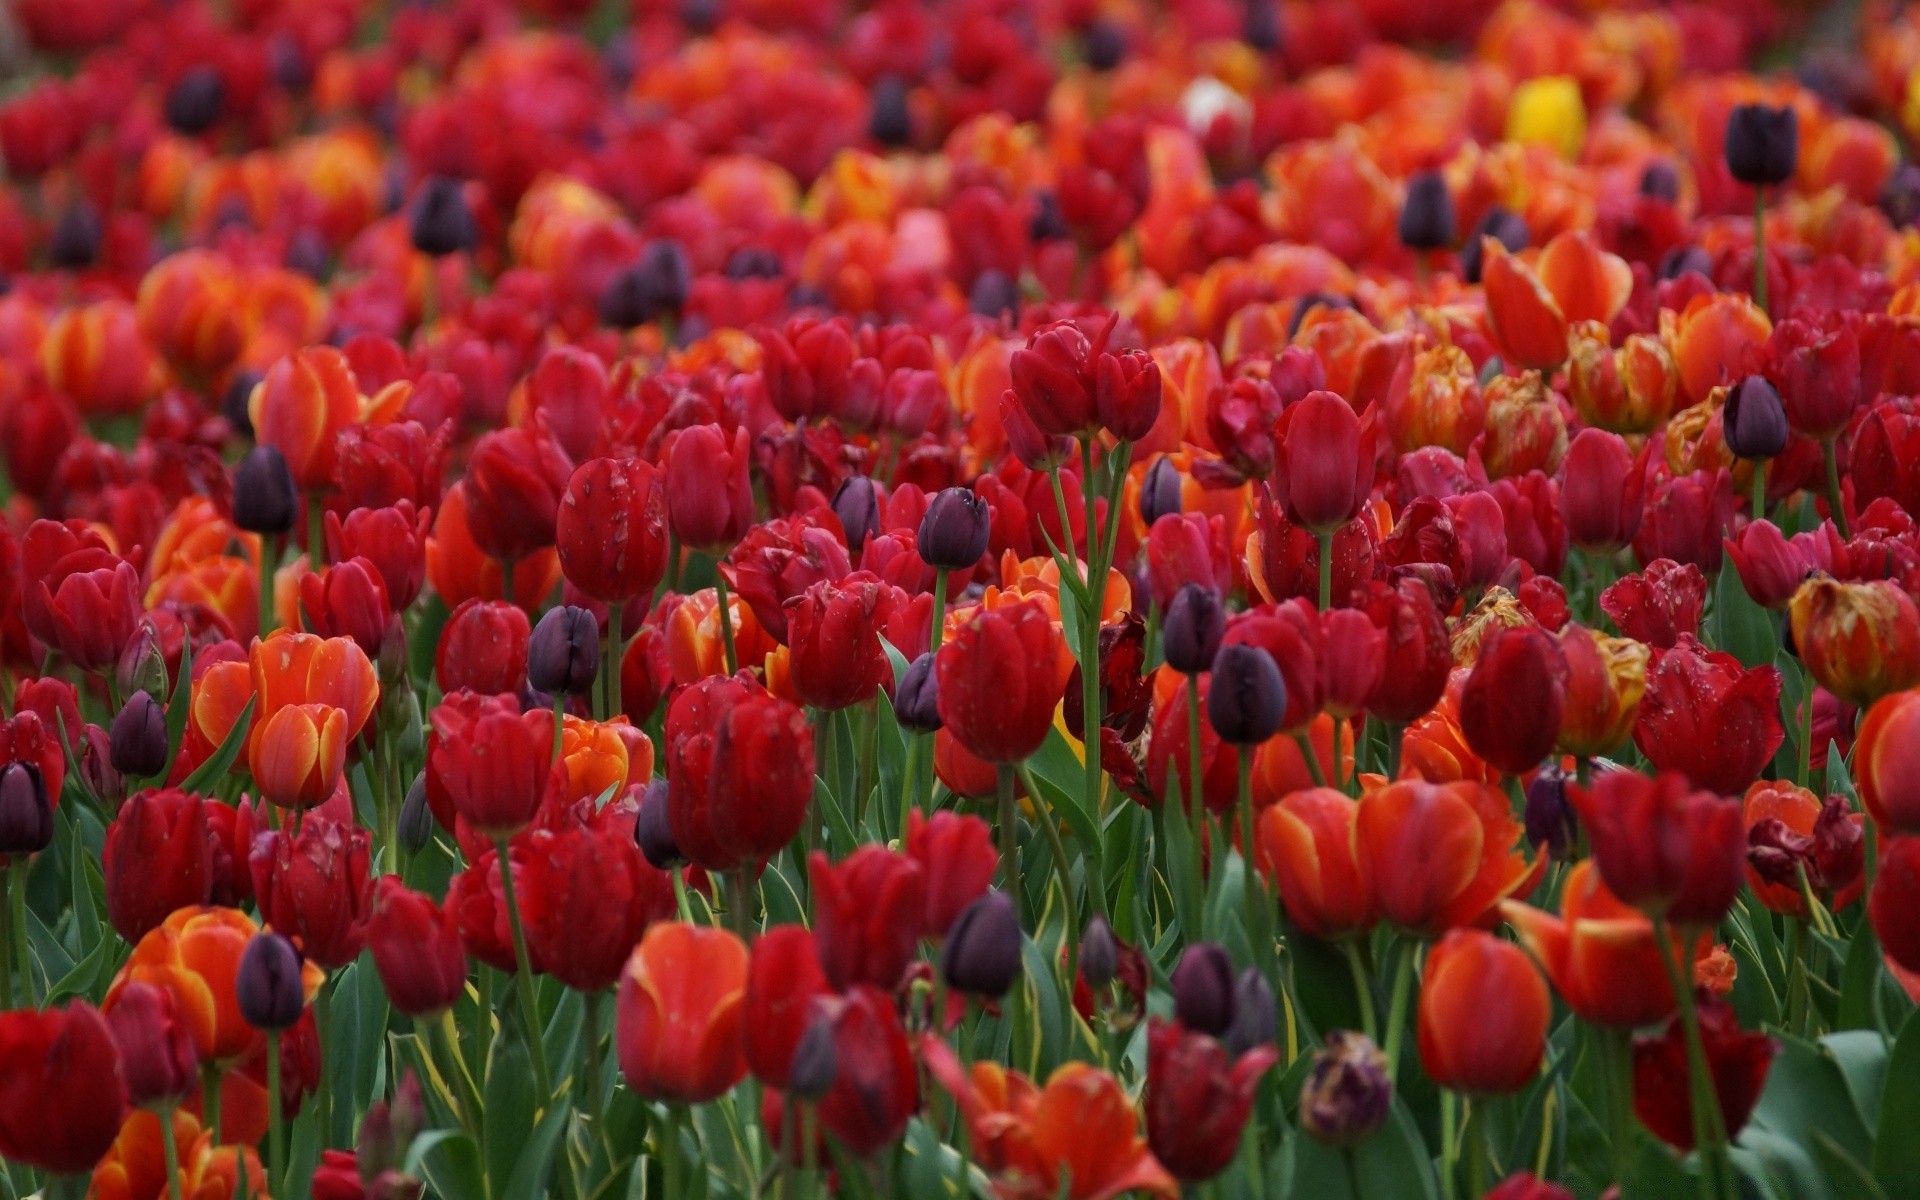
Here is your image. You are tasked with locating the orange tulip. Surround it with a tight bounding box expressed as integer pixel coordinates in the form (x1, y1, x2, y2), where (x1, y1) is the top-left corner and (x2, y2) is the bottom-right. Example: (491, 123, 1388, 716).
(1502, 860, 1698, 1028)
(1741, 782, 1866, 917)
(248, 702, 349, 810)
(665, 587, 779, 686)
(187, 658, 256, 769)
(615, 922, 749, 1103)
(1417, 929, 1550, 1095)
(1665, 292, 1772, 406)
(43, 299, 160, 417)
(1355, 780, 1540, 935)
(1482, 232, 1632, 370)
(106, 907, 321, 1065)
(1567, 323, 1682, 435)
(248, 346, 362, 491)
(425, 482, 563, 611)
(1250, 713, 1354, 798)
(250, 631, 379, 748)
(1856, 689, 1920, 833)
(1382, 344, 1485, 458)
(1787, 577, 1920, 710)
(91, 1109, 200, 1200)
(525, 710, 641, 806)
(1556, 624, 1650, 758)
(1255, 788, 1375, 941)
(920, 1035, 1178, 1200)
(136, 250, 246, 380)
(1400, 677, 1496, 785)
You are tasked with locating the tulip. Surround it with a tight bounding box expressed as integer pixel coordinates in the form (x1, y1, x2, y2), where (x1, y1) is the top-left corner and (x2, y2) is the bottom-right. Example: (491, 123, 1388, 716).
(1206, 643, 1288, 746)
(814, 986, 920, 1157)
(520, 817, 675, 993)
(0, 761, 53, 856)
(1870, 836, 1920, 974)
(894, 653, 941, 732)
(1600, 559, 1708, 649)
(331, 502, 432, 612)
(237, 931, 307, 1031)
(935, 600, 1067, 764)
(409, 176, 477, 257)
(249, 702, 349, 811)
(1225, 968, 1277, 1056)
(1556, 625, 1650, 758)
(250, 814, 372, 970)
(1010, 320, 1098, 436)
(233, 446, 299, 536)
(742, 926, 833, 1089)
(104, 981, 199, 1109)
(1724, 104, 1799, 186)
(1171, 942, 1237, 1037)
(1000, 387, 1076, 470)
(1358, 579, 1451, 725)
(440, 709, 547, 838)
(706, 692, 814, 865)
(1502, 860, 1692, 1027)
(299, 557, 392, 660)
(906, 809, 998, 938)
(1145, 1018, 1278, 1183)
(1457, 625, 1567, 775)
(528, 605, 600, 698)
(436, 599, 531, 696)
(1572, 771, 1745, 926)
(1561, 429, 1646, 552)
(1506, 74, 1586, 158)
(1093, 348, 1163, 442)
(1633, 996, 1776, 1151)
(251, 631, 381, 748)
(1163, 584, 1225, 676)
(0, 1001, 128, 1175)
(1634, 635, 1784, 796)
(1460, 206, 1528, 285)
(787, 1014, 839, 1101)
(1525, 769, 1577, 860)
(786, 578, 894, 710)
(616, 922, 749, 1103)
(665, 425, 755, 555)
(940, 890, 1024, 997)
(1743, 784, 1865, 917)
(1299, 1030, 1391, 1146)
(1274, 391, 1371, 536)
(1724, 520, 1818, 610)
(1853, 689, 1920, 832)
(249, 347, 361, 492)
(1722, 376, 1788, 463)
(1080, 915, 1121, 992)
(1138, 456, 1183, 526)
(366, 878, 468, 1017)
(556, 457, 670, 604)
(918, 486, 991, 572)
(1256, 789, 1375, 940)
(811, 847, 925, 992)
(1418, 929, 1549, 1094)
(1357, 780, 1539, 935)
(1397, 170, 1454, 252)
(600, 241, 691, 328)
(1788, 577, 1920, 709)
(1853, 397, 1920, 518)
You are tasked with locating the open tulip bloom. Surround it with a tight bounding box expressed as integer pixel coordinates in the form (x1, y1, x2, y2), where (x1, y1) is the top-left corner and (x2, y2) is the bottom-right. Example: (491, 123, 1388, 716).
(4, 3, 1920, 1200)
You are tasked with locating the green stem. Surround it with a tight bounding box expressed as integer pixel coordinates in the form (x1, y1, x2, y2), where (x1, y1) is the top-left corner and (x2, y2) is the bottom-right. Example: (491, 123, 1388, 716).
(1020, 765, 1078, 1033)
(200, 1063, 224, 1143)
(1653, 919, 1735, 1200)
(0, 861, 15, 1010)
(1464, 1099, 1489, 1198)
(1316, 528, 1334, 612)
(1342, 940, 1377, 1040)
(929, 566, 950, 655)
(1785, 911, 1810, 1039)
(258, 534, 279, 640)
(1797, 659, 1815, 789)
(580, 991, 605, 1138)
(1185, 674, 1205, 821)
(1295, 733, 1327, 789)
(1237, 746, 1263, 964)
(663, 1106, 686, 1200)
(730, 869, 757, 942)
(601, 603, 622, 721)
(1598, 1025, 1636, 1191)
(714, 570, 739, 675)
(266, 1036, 284, 1195)
(1381, 939, 1417, 1076)
(1439, 1089, 1459, 1200)
(996, 764, 1021, 921)
(8, 855, 27, 1007)
(306, 494, 325, 572)
(1753, 186, 1769, 318)
(315, 983, 332, 1143)
(1821, 438, 1849, 540)
(494, 837, 555, 1098)
(1081, 438, 1107, 829)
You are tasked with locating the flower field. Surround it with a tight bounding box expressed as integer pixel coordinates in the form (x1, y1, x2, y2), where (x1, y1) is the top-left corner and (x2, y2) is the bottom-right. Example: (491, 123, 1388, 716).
(3, 0, 1920, 1197)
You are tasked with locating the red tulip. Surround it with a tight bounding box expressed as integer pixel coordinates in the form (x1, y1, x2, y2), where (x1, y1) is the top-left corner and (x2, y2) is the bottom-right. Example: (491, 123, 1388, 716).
(1356, 780, 1540, 935)
(906, 809, 999, 939)
(706, 691, 815, 865)
(1788, 577, 1920, 709)
(366, 878, 468, 1016)
(1572, 770, 1745, 926)
(1852, 395, 1920, 518)
(1256, 788, 1375, 940)
(328, 502, 431, 612)
(1856, 690, 1920, 832)
(1457, 625, 1567, 775)
(616, 922, 749, 1103)
(1248, 493, 1376, 609)
(811, 846, 925, 992)
(1010, 320, 1098, 436)
(462, 427, 574, 565)
(0, 1001, 129, 1175)
(1144, 512, 1231, 613)
(1144, 674, 1238, 814)
(813, 985, 920, 1157)
(333, 419, 451, 513)
(1600, 559, 1707, 649)
(1561, 429, 1645, 552)
(1144, 1018, 1277, 1182)
(1633, 995, 1776, 1151)
(1634, 635, 1784, 796)
(665, 424, 755, 555)
(1417, 929, 1550, 1094)
(1504, 860, 1694, 1028)
(520, 810, 676, 992)
(742, 925, 833, 1089)
(1094, 348, 1163, 442)
(438, 708, 549, 838)
(448, 847, 527, 975)
(1724, 520, 1818, 610)
(556, 457, 670, 604)
(663, 674, 763, 871)
(1633, 467, 1733, 574)
(935, 599, 1068, 764)
(436, 598, 531, 696)
(249, 811, 373, 970)
(1359, 579, 1451, 725)
(37, 550, 143, 672)
(104, 981, 199, 1109)
(1768, 314, 1860, 441)
(299, 557, 392, 661)
(105, 787, 214, 943)
(785, 577, 895, 710)
(1273, 391, 1373, 535)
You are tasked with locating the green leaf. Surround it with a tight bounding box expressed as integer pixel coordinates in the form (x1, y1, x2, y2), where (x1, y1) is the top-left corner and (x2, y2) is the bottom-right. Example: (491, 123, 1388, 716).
(1872, 1009, 1920, 1195)
(178, 695, 257, 794)
(1477, 355, 1506, 387)
(160, 639, 194, 783)
(1838, 924, 1887, 1032)
(407, 1129, 489, 1200)
(1823, 1031, 1890, 1132)
(813, 777, 859, 858)
(1749, 1031, 1875, 1166)
(484, 1021, 539, 1191)
(1709, 559, 1779, 670)
(1286, 1098, 1439, 1200)
(502, 1100, 574, 1200)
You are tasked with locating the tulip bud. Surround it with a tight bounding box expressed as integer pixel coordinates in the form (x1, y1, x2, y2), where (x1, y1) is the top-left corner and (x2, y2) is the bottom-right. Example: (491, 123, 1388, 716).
(237, 931, 306, 1030)
(969, 269, 1020, 320)
(1083, 18, 1127, 69)
(1206, 643, 1287, 746)
(1244, 0, 1281, 50)
(0, 763, 52, 856)
(233, 444, 299, 535)
(117, 624, 171, 701)
(1300, 1030, 1392, 1147)
(164, 65, 224, 134)
(1139, 456, 1183, 526)
(109, 690, 169, 779)
(634, 779, 683, 870)
(598, 241, 691, 330)
(832, 476, 882, 557)
(726, 246, 782, 279)
(409, 177, 477, 258)
(939, 890, 1024, 997)
(1725, 104, 1800, 188)
(399, 773, 435, 854)
(918, 487, 991, 571)
(222, 367, 263, 438)
(358, 1073, 426, 1184)
(1524, 767, 1577, 860)
(1882, 163, 1920, 229)
(528, 606, 600, 697)
(1171, 942, 1236, 1037)
(1163, 584, 1226, 675)
(1080, 914, 1119, 989)
(788, 1012, 840, 1100)
(105, 981, 199, 1109)
(1029, 191, 1069, 242)
(1398, 171, 1455, 252)
(49, 204, 102, 271)
(1640, 160, 1682, 203)
(869, 75, 912, 146)
(1723, 376, 1788, 461)
(1225, 968, 1277, 1056)
(894, 652, 942, 733)
(1460, 207, 1527, 285)
(1660, 245, 1714, 281)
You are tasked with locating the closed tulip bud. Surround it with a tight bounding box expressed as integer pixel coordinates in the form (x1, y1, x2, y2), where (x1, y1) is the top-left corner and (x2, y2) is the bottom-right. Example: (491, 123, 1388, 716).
(233, 445, 299, 535)
(1145, 1017, 1277, 1183)
(109, 689, 168, 778)
(0, 1001, 129, 1175)
(832, 476, 882, 557)
(634, 779, 683, 870)
(894, 652, 941, 733)
(1460, 206, 1528, 285)
(1171, 942, 1236, 1037)
(1206, 643, 1287, 745)
(1725, 103, 1799, 187)
(1275, 390, 1373, 534)
(867, 74, 912, 146)
(1561, 429, 1646, 552)
(368, 878, 468, 1016)
(969, 269, 1020, 319)
(409, 177, 477, 258)
(600, 241, 692, 328)
(528, 606, 600, 697)
(1244, 0, 1281, 49)
(1640, 160, 1682, 202)
(117, 624, 171, 702)
(1870, 837, 1920, 975)
(237, 931, 307, 1030)
(165, 65, 224, 134)
(935, 600, 1067, 764)
(1418, 929, 1551, 1094)
(1723, 376, 1788, 461)
(0, 762, 51, 856)
(787, 1013, 840, 1100)
(1080, 914, 1119, 989)
(49, 203, 101, 271)
(1661, 245, 1714, 280)
(1225, 968, 1277, 1056)
(1139, 455, 1184, 526)
(557, 457, 670, 604)
(918, 487, 991, 571)
(1632, 995, 1776, 1152)
(1459, 625, 1568, 775)
(1525, 768, 1577, 860)
(939, 890, 1024, 997)
(399, 773, 434, 853)
(1094, 348, 1163, 442)
(222, 368, 263, 437)
(437, 599, 531, 696)
(1398, 171, 1455, 252)
(1163, 584, 1225, 675)
(1300, 1030, 1391, 1146)
(105, 981, 199, 1109)
(1083, 18, 1127, 68)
